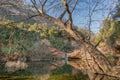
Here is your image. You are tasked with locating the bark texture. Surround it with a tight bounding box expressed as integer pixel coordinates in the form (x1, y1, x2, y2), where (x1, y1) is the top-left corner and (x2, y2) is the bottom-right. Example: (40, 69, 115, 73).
(67, 29, 112, 74)
(30, 0, 112, 74)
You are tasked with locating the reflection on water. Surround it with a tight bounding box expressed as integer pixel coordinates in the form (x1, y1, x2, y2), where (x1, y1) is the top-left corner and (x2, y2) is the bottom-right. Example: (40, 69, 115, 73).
(87, 71, 119, 80)
(0, 60, 119, 80)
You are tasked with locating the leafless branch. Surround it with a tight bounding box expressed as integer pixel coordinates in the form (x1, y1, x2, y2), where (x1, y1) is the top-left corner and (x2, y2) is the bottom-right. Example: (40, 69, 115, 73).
(62, 0, 73, 29)
(31, 0, 42, 14)
(71, 0, 78, 13)
(58, 10, 66, 20)
(39, 0, 48, 13)
(62, 0, 78, 28)
(87, 0, 100, 40)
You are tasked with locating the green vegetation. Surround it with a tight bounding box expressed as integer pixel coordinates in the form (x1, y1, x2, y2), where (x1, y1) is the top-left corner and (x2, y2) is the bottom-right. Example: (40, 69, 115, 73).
(0, 26, 37, 54)
(95, 1, 120, 50)
(95, 18, 120, 49)
(0, 0, 120, 79)
(49, 37, 73, 52)
(0, 19, 73, 54)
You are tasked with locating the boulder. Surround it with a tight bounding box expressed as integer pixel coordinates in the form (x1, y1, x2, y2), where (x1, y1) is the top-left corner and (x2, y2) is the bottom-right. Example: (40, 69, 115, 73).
(5, 61, 28, 72)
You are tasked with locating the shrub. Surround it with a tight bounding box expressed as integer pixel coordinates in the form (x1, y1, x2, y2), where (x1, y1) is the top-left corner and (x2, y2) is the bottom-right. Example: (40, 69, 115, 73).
(49, 37, 73, 52)
(0, 27, 37, 54)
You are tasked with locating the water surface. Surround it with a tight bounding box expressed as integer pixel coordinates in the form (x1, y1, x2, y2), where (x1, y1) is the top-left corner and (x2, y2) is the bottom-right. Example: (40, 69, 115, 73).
(0, 60, 119, 80)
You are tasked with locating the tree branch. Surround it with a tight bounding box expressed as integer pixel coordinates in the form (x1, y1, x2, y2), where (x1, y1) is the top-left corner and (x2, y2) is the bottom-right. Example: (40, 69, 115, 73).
(39, 0, 48, 13)
(58, 10, 66, 20)
(95, 39, 102, 48)
(31, 0, 43, 14)
(71, 0, 78, 13)
(63, 0, 73, 29)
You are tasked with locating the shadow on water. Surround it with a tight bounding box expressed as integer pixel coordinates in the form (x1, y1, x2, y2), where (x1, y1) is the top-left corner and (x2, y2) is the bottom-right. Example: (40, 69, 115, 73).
(0, 60, 120, 80)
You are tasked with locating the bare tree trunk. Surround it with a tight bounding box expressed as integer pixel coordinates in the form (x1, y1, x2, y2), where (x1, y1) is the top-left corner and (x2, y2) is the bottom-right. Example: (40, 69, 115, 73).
(84, 43, 111, 73)
(30, 0, 112, 74)
(66, 29, 112, 74)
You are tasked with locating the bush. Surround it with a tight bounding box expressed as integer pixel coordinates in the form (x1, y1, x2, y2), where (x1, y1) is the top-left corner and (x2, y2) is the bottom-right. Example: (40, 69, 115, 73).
(49, 37, 73, 52)
(0, 27, 37, 54)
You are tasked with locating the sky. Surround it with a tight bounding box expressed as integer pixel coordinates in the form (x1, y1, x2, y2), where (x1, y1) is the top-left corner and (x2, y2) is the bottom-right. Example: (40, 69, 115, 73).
(24, 0, 117, 33)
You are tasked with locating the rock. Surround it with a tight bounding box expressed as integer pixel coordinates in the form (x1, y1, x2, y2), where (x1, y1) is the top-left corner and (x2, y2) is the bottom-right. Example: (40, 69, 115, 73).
(5, 61, 28, 72)
(68, 49, 88, 60)
(50, 48, 66, 58)
(50, 48, 57, 53)
(68, 50, 81, 59)
(1, 52, 26, 62)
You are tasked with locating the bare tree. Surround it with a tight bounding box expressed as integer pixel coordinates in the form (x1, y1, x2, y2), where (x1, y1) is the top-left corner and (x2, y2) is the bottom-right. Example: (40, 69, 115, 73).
(26, 0, 119, 77)
(1, 0, 119, 78)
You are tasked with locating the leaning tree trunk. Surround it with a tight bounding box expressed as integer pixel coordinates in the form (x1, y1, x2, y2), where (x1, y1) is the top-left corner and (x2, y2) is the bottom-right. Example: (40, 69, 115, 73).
(29, 7, 112, 74)
(66, 28, 112, 74)
(41, 14, 112, 74)
(84, 43, 111, 73)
